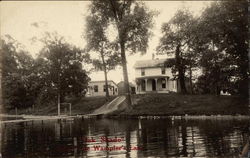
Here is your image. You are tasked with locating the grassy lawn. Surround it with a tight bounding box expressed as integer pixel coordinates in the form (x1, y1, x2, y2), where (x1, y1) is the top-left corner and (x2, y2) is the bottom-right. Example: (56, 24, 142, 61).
(6, 94, 249, 116)
(8, 96, 115, 116)
(69, 96, 116, 115)
(116, 93, 249, 116)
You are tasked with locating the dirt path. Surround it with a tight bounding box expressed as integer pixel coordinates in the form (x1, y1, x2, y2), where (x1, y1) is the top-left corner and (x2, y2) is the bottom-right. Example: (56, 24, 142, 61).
(91, 96, 126, 115)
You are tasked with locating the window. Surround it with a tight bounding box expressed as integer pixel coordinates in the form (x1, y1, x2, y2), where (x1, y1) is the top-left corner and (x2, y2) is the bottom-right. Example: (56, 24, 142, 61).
(162, 79, 166, 88)
(141, 69, 145, 76)
(94, 85, 98, 92)
(161, 68, 165, 74)
(103, 85, 106, 92)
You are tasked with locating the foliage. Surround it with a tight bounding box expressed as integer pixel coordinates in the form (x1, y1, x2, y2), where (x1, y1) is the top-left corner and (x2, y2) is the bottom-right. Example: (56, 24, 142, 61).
(89, 0, 156, 54)
(1, 37, 36, 109)
(38, 32, 91, 102)
(157, 9, 197, 94)
(88, 0, 156, 105)
(85, 12, 121, 99)
(158, 1, 248, 96)
(91, 51, 121, 72)
(196, 1, 249, 96)
(1, 33, 91, 110)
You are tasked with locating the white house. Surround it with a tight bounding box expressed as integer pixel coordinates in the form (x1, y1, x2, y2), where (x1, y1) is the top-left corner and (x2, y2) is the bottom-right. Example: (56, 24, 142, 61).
(86, 80, 118, 97)
(134, 58, 177, 94)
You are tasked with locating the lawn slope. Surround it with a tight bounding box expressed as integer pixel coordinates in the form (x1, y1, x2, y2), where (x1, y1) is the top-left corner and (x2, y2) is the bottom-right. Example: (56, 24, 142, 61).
(117, 93, 249, 116)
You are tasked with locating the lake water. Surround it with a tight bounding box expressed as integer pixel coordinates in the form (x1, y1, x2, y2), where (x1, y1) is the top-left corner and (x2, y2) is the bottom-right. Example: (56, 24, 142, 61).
(1, 117, 249, 158)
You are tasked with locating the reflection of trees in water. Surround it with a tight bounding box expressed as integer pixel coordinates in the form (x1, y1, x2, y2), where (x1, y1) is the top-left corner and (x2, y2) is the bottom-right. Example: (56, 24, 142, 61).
(2, 123, 25, 157)
(125, 124, 131, 158)
(180, 122, 188, 157)
(83, 118, 137, 157)
(2, 119, 138, 157)
(137, 119, 249, 157)
(2, 120, 91, 157)
(104, 127, 110, 157)
(184, 119, 249, 157)
(2, 121, 57, 157)
(1, 118, 249, 157)
(139, 119, 180, 157)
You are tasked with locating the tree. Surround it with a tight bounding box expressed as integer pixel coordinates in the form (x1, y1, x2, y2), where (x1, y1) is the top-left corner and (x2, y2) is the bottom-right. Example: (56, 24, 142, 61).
(91, 52, 121, 98)
(157, 10, 197, 94)
(196, 48, 233, 95)
(38, 32, 90, 110)
(85, 13, 121, 100)
(197, 1, 249, 96)
(1, 33, 91, 113)
(1, 36, 36, 110)
(88, 0, 156, 105)
(32, 56, 56, 106)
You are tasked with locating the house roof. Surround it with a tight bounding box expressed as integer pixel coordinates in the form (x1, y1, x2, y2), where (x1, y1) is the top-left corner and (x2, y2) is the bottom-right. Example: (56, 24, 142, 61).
(134, 58, 173, 69)
(89, 80, 117, 86)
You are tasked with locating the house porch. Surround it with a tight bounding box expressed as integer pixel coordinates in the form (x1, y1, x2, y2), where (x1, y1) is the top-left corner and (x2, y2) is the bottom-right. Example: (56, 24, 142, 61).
(135, 77, 177, 94)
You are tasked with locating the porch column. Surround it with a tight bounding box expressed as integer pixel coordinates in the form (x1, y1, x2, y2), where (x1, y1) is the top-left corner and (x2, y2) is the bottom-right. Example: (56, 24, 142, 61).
(165, 77, 169, 91)
(139, 80, 141, 92)
(145, 79, 148, 91)
(155, 78, 158, 91)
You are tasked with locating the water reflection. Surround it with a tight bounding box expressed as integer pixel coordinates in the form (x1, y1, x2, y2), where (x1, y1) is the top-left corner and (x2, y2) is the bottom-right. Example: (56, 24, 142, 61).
(1, 118, 249, 158)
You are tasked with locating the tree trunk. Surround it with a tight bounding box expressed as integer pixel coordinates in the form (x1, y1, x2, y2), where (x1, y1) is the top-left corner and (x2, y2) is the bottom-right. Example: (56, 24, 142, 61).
(215, 66, 221, 96)
(57, 92, 60, 116)
(176, 44, 187, 94)
(109, 1, 131, 106)
(238, 65, 248, 97)
(189, 65, 193, 94)
(179, 69, 187, 94)
(236, 41, 248, 97)
(100, 49, 110, 101)
(211, 40, 220, 96)
(120, 41, 132, 106)
(216, 85, 220, 96)
(103, 68, 110, 100)
(57, 68, 61, 116)
(57, 55, 63, 115)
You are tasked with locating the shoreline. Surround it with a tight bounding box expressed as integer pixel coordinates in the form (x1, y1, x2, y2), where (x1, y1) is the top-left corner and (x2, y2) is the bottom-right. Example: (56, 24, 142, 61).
(2, 94, 249, 119)
(120, 94, 249, 116)
(1, 113, 250, 122)
(105, 114, 250, 120)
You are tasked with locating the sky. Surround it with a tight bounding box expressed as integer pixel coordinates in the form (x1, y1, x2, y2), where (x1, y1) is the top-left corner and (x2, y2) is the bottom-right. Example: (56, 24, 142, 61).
(1, 1, 211, 84)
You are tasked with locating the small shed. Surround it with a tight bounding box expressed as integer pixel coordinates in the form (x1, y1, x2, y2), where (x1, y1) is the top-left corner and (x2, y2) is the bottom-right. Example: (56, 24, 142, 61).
(117, 81, 136, 95)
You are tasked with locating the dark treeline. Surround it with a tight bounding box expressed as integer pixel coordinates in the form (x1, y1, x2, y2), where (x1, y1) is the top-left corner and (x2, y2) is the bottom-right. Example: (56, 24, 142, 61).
(157, 1, 249, 96)
(1, 33, 91, 110)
